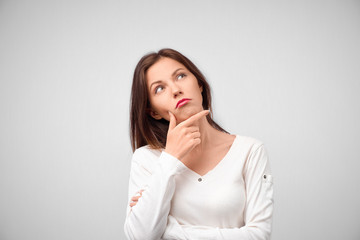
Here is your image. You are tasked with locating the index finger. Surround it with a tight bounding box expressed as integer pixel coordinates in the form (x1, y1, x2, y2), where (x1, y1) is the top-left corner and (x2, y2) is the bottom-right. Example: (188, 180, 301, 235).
(179, 110, 210, 127)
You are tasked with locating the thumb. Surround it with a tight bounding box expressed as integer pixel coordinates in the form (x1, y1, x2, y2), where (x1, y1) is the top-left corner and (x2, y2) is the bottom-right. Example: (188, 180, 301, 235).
(168, 111, 177, 130)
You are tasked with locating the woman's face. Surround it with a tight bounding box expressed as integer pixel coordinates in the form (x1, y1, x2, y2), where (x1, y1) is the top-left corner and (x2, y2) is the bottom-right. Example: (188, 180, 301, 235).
(146, 57, 203, 123)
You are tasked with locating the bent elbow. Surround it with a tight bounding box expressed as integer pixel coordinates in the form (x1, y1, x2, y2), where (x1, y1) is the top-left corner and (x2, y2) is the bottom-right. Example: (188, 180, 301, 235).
(124, 220, 147, 240)
(124, 219, 164, 240)
(246, 224, 271, 240)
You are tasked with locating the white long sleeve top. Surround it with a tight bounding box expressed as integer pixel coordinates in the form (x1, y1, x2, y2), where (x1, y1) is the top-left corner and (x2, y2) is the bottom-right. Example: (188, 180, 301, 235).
(124, 135, 274, 240)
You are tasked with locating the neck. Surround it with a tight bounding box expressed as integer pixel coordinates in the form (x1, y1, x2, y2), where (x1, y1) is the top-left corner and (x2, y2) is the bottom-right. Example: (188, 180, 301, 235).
(190, 116, 219, 155)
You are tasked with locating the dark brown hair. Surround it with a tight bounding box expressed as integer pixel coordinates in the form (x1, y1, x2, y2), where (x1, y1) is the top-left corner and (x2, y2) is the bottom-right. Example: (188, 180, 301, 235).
(130, 48, 228, 151)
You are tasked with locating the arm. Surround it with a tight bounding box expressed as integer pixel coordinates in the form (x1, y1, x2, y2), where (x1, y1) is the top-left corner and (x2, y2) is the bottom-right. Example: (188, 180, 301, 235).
(162, 145, 274, 240)
(124, 110, 210, 240)
(124, 149, 188, 240)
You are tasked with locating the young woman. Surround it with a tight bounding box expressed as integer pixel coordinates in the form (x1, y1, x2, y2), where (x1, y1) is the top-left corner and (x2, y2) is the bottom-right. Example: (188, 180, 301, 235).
(124, 48, 274, 240)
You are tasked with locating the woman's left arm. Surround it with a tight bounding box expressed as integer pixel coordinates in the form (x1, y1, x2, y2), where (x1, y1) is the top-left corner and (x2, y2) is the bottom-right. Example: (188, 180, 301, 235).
(163, 144, 274, 240)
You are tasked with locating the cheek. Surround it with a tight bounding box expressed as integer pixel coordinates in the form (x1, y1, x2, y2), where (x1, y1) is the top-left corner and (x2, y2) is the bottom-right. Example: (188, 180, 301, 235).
(150, 97, 169, 113)
(193, 84, 203, 99)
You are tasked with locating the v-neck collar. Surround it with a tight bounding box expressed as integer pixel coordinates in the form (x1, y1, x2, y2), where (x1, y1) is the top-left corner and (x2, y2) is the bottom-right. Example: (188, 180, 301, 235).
(181, 135, 239, 183)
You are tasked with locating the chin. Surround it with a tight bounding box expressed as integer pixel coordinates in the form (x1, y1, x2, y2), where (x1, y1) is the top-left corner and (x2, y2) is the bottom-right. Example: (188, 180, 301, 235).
(176, 108, 202, 122)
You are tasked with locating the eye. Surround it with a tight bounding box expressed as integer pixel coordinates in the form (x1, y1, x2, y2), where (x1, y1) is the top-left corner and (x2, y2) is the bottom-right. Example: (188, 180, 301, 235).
(177, 73, 186, 80)
(154, 85, 164, 94)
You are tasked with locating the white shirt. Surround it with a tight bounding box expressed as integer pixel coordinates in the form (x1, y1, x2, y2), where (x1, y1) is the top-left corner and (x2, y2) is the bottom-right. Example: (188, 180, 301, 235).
(124, 135, 274, 240)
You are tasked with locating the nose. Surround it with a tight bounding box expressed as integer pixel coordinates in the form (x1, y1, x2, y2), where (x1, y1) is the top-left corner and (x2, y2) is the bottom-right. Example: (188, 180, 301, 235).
(171, 83, 183, 98)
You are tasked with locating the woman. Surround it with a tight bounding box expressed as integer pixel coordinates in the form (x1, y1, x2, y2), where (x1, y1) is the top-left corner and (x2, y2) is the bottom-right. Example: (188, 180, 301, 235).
(124, 48, 274, 240)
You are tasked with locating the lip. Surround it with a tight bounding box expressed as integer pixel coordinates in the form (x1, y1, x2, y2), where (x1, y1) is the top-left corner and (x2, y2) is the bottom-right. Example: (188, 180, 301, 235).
(176, 98, 191, 109)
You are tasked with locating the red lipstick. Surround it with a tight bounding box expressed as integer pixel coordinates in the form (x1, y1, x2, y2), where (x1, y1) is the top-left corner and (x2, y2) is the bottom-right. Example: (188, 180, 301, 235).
(176, 98, 191, 109)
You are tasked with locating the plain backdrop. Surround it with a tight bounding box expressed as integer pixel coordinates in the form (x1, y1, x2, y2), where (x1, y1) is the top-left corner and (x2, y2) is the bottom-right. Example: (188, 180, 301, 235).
(1, 0, 360, 239)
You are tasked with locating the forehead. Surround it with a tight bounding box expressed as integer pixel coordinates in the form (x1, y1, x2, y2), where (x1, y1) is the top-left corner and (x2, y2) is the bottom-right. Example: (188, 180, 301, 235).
(146, 57, 186, 83)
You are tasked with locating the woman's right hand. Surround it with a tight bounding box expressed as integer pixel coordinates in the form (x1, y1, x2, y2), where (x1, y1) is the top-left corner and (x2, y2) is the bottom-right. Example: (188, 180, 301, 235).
(165, 110, 209, 161)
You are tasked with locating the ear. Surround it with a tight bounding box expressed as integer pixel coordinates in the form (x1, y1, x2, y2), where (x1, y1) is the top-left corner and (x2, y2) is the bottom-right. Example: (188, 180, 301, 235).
(147, 108, 162, 120)
(200, 85, 203, 93)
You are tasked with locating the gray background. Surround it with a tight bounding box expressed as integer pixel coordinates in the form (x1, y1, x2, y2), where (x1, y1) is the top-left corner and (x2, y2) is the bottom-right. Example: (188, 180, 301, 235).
(1, 0, 359, 239)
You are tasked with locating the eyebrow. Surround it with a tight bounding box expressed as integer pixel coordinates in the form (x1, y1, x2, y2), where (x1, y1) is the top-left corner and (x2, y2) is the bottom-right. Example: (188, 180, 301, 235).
(172, 68, 184, 77)
(149, 68, 184, 90)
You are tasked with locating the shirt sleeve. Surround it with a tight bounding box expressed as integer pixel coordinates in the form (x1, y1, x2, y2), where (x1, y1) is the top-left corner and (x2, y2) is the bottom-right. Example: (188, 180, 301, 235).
(162, 144, 274, 240)
(124, 148, 188, 240)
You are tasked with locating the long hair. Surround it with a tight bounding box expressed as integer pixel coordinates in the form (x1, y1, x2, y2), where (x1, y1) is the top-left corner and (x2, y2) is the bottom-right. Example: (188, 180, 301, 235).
(130, 48, 228, 151)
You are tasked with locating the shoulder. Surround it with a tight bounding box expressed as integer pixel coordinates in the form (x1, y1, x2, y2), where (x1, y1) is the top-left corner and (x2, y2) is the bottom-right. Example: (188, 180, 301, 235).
(233, 135, 265, 153)
(132, 145, 163, 165)
(233, 135, 270, 169)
